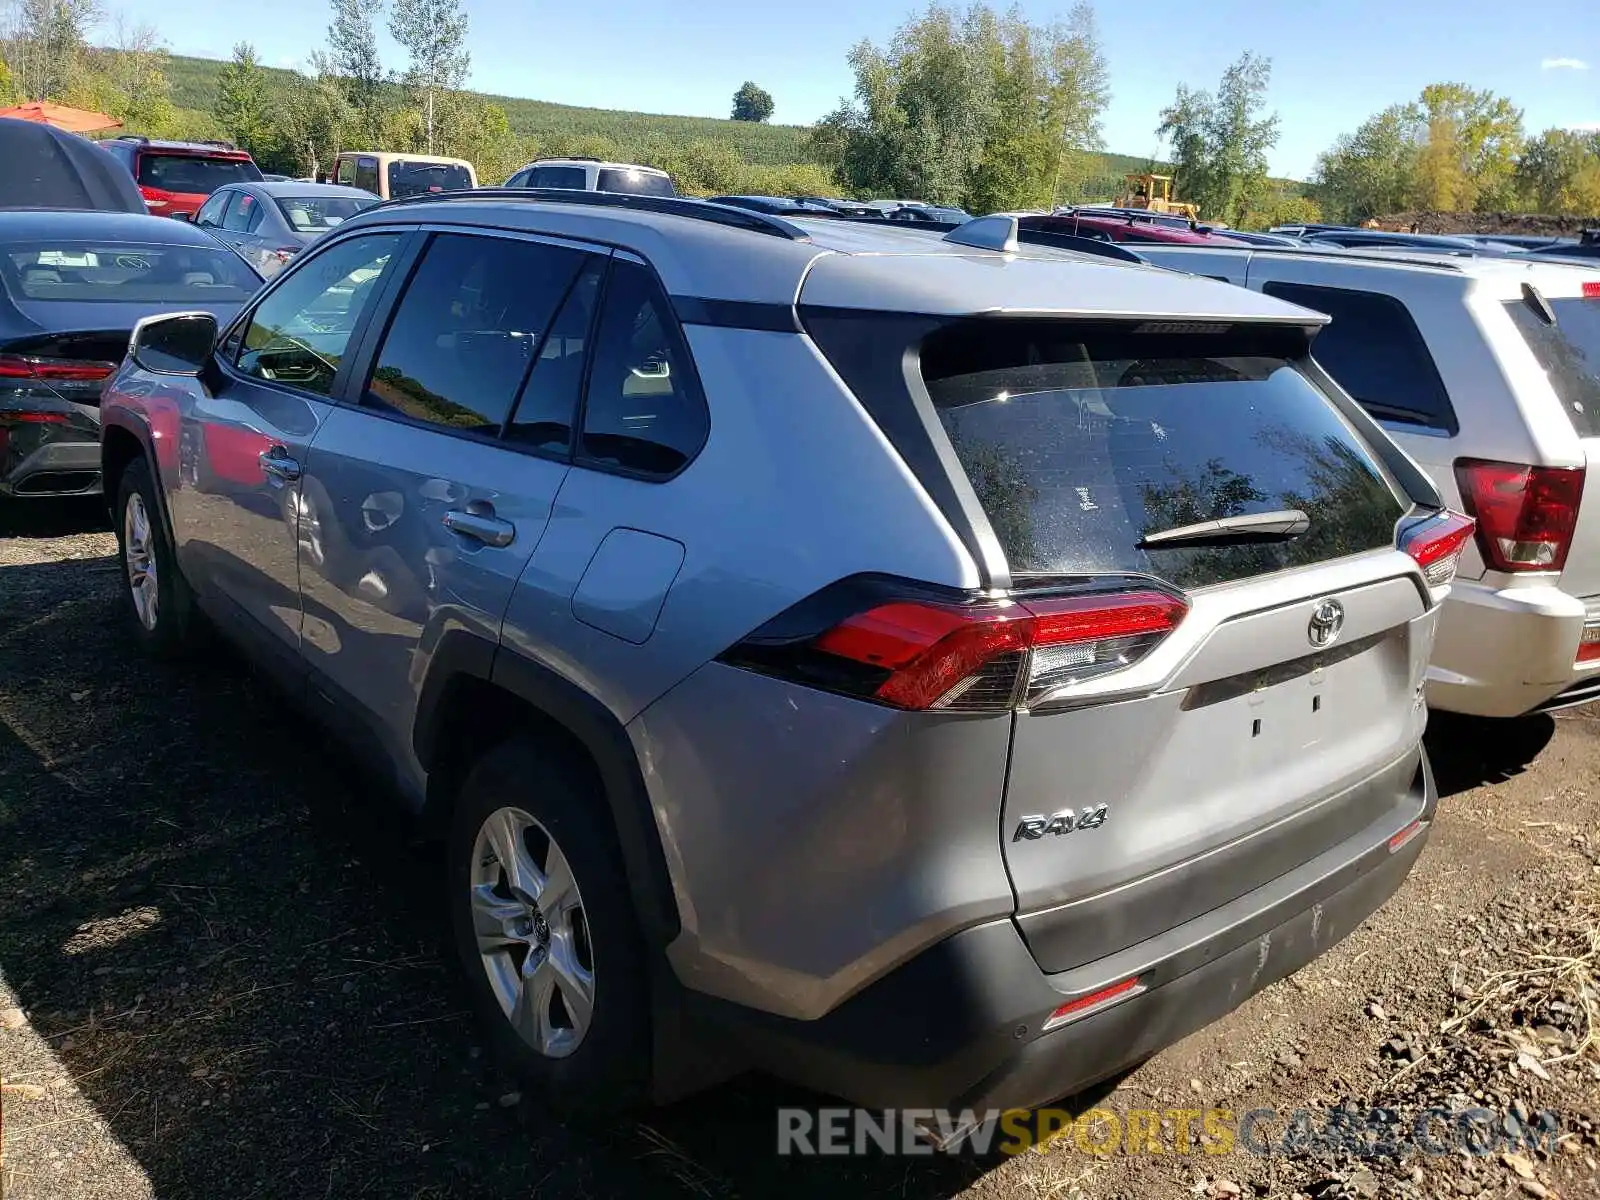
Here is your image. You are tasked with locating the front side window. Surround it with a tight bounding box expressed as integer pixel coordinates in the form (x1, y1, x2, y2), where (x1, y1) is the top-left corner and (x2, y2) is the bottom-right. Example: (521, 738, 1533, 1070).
(1505, 295, 1600, 438)
(579, 258, 708, 477)
(353, 157, 380, 195)
(335, 157, 356, 187)
(195, 191, 231, 228)
(0, 240, 260, 304)
(364, 233, 590, 432)
(922, 320, 1405, 591)
(1263, 282, 1456, 434)
(236, 233, 402, 395)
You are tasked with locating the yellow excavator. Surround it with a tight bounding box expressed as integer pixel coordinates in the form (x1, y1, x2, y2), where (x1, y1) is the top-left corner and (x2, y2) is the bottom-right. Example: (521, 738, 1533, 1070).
(1116, 173, 1200, 222)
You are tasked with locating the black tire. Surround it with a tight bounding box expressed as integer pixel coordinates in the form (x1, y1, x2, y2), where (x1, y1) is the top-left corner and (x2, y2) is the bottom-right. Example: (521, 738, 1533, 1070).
(447, 737, 652, 1112)
(114, 457, 199, 657)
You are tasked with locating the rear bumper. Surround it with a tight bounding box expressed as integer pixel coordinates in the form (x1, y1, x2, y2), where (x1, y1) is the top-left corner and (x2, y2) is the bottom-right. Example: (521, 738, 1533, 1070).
(0, 435, 101, 497)
(1425, 580, 1599, 717)
(694, 751, 1435, 1114)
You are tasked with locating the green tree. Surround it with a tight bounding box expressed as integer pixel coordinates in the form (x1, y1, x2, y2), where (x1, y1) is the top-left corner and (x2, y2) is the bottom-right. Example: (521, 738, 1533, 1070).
(264, 69, 351, 179)
(1416, 82, 1523, 211)
(71, 19, 177, 134)
(0, 53, 17, 105)
(1156, 51, 1279, 226)
(1516, 128, 1600, 214)
(1241, 189, 1321, 230)
(324, 0, 387, 146)
(731, 81, 774, 123)
(5, 0, 99, 101)
(1312, 104, 1419, 222)
(213, 42, 270, 152)
(388, 0, 469, 152)
(812, 1, 1108, 211)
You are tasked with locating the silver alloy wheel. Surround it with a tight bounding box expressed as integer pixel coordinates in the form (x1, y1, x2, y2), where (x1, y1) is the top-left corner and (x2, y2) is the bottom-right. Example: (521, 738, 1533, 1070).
(123, 492, 159, 632)
(469, 806, 595, 1059)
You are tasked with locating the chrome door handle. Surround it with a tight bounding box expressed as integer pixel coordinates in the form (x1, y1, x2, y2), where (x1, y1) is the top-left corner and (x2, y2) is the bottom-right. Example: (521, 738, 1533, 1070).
(259, 448, 302, 481)
(443, 509, 515, 548)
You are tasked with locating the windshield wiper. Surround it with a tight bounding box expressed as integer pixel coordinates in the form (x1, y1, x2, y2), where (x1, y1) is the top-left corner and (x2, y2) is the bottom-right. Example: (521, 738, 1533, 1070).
(1138, 509, 1310, 548)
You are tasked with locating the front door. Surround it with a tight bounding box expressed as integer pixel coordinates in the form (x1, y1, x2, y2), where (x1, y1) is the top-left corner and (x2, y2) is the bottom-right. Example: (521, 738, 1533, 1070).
(297, 228, 605, 787)
(167, 230, 408, 675)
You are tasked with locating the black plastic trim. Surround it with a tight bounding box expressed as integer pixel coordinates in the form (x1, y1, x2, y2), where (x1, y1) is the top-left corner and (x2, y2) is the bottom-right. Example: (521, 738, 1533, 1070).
(410, 637, 682, 947)
(671, 296, 800, 333)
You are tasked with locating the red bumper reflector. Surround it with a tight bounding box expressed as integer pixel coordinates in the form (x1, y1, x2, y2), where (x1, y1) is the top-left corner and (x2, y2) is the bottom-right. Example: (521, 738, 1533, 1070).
(1578, 625, 1600, 663)
(1042, 975, 1145, 1032)
(1388, 819, 1425, 854)
(1583, 282, 1600, 299)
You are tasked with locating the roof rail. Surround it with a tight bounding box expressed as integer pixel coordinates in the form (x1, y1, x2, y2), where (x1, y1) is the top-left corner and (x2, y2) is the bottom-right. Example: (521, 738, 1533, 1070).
(368, 186, 810, 240)
(1144, 242, 1473, 273)
(110, 134, 149, 144)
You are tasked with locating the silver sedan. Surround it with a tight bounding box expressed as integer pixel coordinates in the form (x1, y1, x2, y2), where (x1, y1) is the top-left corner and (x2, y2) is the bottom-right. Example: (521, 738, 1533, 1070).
(193, 181, 379, 278)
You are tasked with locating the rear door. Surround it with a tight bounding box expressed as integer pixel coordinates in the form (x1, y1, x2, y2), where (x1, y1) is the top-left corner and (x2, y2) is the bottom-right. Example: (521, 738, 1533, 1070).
(295, 227, 601, 789)
(917, 318, 1436, 972)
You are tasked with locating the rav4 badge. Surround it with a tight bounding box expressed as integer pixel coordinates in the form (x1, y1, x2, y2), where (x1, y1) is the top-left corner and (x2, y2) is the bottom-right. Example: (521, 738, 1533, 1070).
(1012, 805, 1109, 841)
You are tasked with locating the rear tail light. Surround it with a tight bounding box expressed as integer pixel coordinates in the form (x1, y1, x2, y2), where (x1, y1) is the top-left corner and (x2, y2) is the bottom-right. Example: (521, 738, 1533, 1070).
(1577, 627, 1600, 663)
(726, 582, 1188, 713)
(0, 354, 116, 383)
(1453, 459, 1585, 572)
(1582, 282, 1600, 299)
(1398, 509, 1476, 587)
(1041, 976, 1145, 1031)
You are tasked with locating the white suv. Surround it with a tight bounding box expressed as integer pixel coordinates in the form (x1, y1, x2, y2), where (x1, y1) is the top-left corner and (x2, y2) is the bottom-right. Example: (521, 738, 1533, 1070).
(505, 157, 676, 197)
(1140, 242, 1600, 718)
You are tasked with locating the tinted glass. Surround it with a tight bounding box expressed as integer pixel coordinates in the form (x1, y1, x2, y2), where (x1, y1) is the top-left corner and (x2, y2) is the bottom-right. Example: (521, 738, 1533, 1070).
(1263, 282, 1456, 433)
(195, 191, 230, 227)
(353, 157, 379, 194)
(579, 259, 707, 477)
(1506, 297, 1600, 437)
(596, 168, 675, 196)
(529, 166, 587, 190)
(237, 233, 401, 395)
(136, 154, 260, 192)
(0, 240, 260, 303)
(365, 233, 588, 432)
(922, 322, 1404, 590)
(507, 259, 606, 452)
(387, 161, 473, 199)
(335, 158, 356, 186)
(276, 194, 376, 231)
(222, 190, 261, 232)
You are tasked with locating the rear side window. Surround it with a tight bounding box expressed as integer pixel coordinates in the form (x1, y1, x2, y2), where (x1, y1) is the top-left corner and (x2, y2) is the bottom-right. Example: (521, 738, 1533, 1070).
(1262, 282, 1456, 433)
(222, 191, 263, 233)
(578, 258, 707, 477)
(1504, 297, 1600, 437)
(922, 321, 1405, 591)
(596, 168, 675, 197)
(353, 157, 380, 194)
(530, 166, 587, 190)
(364, 233, 589, 432)
(507, 259, 606, 453)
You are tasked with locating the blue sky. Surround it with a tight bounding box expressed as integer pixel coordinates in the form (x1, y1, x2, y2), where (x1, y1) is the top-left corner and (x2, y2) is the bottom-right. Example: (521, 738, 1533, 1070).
(117, 0, 1598, 179)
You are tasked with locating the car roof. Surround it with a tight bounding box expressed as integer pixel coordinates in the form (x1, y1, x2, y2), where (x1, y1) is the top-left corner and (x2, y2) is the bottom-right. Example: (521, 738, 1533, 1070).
(1140, 241, 1600, 286)
(241, 181, 378, 200)
(333, 194, 1329, 324)
(110, 137, 249, 158)
(0, 208, 233, 245)
(530, 158, 669, 175)
(339, 151, 474, 168)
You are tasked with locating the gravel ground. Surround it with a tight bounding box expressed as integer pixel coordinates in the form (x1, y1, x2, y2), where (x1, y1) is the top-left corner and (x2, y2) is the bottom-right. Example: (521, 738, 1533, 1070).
(2, 501, 1598, 1200)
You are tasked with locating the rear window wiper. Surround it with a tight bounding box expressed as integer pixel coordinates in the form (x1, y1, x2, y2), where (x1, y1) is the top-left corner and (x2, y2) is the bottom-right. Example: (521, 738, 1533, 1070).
(1355, 399, 1436, 426)
(1138, 509, 1310, 548)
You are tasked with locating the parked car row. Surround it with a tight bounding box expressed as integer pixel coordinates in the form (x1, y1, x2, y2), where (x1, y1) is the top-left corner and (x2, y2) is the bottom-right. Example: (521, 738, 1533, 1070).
(5, 127, 1598, 1148)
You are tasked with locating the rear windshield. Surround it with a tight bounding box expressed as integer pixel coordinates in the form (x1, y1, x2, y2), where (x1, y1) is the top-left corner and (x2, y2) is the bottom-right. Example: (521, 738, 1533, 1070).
(137, 153, 260, 193)
(276, 194, 376, 231)
(0, 240, 260, 303)
(1505, 296, 1600, 438)
(387, 161, 473, 199)
(922, 323, 1405, 590)
(596, 168, 676, 197)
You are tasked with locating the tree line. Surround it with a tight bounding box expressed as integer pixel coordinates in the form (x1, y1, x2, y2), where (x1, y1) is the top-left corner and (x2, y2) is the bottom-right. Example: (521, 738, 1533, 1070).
(2, 0, 1594, 222)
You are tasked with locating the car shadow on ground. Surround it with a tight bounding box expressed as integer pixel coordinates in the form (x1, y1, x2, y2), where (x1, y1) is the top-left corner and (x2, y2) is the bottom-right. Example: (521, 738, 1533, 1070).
(0, 549, 1126, 1199)
(1423, 709, 1556, 799)
(0, 495, 109, 540)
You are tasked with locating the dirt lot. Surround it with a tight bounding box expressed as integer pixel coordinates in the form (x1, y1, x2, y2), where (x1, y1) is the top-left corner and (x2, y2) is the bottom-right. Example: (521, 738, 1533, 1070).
(2, 501, 1598, 1200)
(1370, 212, 1595, 237)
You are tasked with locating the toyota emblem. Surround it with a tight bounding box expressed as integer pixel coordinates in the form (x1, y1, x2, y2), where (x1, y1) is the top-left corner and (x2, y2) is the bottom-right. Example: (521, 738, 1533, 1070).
(1308, 599, 1345, 647)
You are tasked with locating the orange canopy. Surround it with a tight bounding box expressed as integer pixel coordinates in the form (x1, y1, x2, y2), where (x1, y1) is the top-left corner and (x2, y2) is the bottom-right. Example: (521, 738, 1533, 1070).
(0, 101, 122, 134)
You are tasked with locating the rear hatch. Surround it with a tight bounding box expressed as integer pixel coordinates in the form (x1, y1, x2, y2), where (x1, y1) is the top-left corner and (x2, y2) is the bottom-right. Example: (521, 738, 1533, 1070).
(920, 317, 1440, 972)
(1495, 268, 1600, 602)
(136, 150, 261, 216)
(796, 243, 1454, 974)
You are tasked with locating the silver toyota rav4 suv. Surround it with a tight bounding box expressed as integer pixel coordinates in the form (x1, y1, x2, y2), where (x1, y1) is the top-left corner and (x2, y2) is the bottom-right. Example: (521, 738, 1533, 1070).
(100, 192, 1470, 1131)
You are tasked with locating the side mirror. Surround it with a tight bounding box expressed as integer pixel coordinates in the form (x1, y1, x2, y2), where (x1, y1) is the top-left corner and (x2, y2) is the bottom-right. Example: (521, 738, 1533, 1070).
(131, 312, 218, 376)
(170, 211, 194, 222)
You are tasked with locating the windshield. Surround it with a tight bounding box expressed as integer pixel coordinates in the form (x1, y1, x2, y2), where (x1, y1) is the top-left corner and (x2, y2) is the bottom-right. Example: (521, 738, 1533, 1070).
(276, 194, 377, 232)
(137, 153, 261, 193)
(387, 161, 473, 199)
(596, 168, 676, 197)
(1506, 295, 1600, 437)
(1, 240, 260, 303)
(922, 321, 1404, 590)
